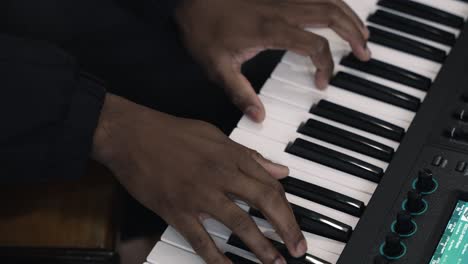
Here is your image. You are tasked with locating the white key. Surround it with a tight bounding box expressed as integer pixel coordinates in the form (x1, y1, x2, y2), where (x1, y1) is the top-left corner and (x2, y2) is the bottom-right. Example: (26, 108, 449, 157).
(201, 215, 342, 260)
(258, 90, 401, 149)
(288, 167, 372, 205)
(414, 0, 468, 19)
(271, 62, 415, 124)
(282, 52, 427, 102)
(161, 226, 261, 263)
(308, 27, 442, 76)
(237, 116, 388, 170)
(147, 241, 207, 264)
(230, 128, 378, 194)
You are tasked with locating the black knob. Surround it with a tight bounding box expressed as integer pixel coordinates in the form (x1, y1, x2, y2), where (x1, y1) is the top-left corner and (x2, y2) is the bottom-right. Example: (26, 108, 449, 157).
(394, 211, 416, 236)
(406, 190, 425, 214)
(374, 255, 389, 264)
(416, 168, 436, 193)
(454, 109, 468, 122)
(446, 126, 468, 141)
(383, 233, 404, 258)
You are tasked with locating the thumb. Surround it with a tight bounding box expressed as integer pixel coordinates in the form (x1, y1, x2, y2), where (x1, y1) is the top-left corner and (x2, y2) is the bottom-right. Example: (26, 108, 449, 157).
(218, 63, 265, 122)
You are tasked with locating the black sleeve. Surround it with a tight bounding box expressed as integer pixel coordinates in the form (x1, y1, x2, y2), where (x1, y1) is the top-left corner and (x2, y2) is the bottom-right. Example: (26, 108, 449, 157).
(0, 34, 106, 182)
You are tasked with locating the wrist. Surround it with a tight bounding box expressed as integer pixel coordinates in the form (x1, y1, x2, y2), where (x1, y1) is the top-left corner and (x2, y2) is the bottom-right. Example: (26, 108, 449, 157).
(91, 93, 128, 169)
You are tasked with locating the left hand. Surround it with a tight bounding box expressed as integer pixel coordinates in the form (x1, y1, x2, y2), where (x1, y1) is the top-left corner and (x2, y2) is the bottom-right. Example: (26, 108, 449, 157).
(175, 0, 371, 122)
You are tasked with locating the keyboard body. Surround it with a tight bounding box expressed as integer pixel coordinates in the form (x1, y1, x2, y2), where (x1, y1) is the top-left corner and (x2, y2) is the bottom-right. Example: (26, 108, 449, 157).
(146, 1, 468, 263)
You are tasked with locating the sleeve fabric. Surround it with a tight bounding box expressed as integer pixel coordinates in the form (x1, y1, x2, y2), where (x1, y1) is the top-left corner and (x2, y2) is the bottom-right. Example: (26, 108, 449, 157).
(0, 34, 106, 182)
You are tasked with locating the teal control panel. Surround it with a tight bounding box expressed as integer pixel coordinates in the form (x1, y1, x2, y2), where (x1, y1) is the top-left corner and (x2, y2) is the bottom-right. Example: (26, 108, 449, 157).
(430, 200, 468, 264)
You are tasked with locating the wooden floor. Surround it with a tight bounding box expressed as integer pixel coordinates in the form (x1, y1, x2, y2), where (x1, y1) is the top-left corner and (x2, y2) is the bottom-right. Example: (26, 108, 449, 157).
(0, 162, 119, 262)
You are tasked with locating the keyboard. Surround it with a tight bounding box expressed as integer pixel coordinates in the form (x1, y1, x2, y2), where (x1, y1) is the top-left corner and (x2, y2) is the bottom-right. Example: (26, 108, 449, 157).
(146, 1, 468, 263)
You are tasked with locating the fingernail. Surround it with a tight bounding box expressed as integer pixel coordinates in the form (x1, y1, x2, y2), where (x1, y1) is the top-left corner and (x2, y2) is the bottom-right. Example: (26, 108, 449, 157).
(296, 239, 308, 256)
(364, 27, 370, 39)
(246, 106, 260, 120)
(274, 256, 287, 264)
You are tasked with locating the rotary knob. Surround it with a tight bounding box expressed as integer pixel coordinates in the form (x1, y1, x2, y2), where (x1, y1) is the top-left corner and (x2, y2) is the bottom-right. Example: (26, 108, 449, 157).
(382, 233, 405, 259)
(415, 168, 437, 193)
(393, 211, 417, 236)
(405, 190, 426, 214)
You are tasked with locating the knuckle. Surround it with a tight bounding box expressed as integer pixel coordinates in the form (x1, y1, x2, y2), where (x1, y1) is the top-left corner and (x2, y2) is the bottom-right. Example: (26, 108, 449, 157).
(230, 213, 253, 234)
(311, 37, 330, 57)
(256, 185, 283, 209)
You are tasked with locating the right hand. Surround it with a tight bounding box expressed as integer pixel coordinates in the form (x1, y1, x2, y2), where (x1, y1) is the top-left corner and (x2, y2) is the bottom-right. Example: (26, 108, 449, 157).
(175, 0, 370, 122)
(92, 94, 307, 264)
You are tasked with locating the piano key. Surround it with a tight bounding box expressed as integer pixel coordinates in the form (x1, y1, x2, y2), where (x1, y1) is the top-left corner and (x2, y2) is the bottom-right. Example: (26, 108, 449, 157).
(287, 167, 372, 205)
(413, 0, 468, 19)
(280, 176, 365, 217)
(367, 22, 451, 54)
(286, 138, 384, 183)
(249, 202, 353, 242)
(308, 27, 442, 75)
(238, 116, 370, 204)
(368, 26, 447, 63)
(225, 252, 258, 264)
(330, 72, 421, 111)
(368, 10, 456, 46)
(311, 100, 405, 141)
(375, 6, 461, 36)
(259, 79, 410, 136)
(272, 62, 416, 123)
(283, 52, 428, 101)
(339, 54, 432, 91)
(147, 241, 207, 264)
(298, 119, 394, 162)
(237, 116, 388, 170)
(377, 0, 465, 28)
(201, 213, 345, 257)
(227, 235, 332, 264)
(230, 128, 378, 195)
(284, 192, 360, 231)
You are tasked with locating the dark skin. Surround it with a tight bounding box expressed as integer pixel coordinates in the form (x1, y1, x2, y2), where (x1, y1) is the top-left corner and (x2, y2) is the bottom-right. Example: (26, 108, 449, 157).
(92, 0, 370, 263)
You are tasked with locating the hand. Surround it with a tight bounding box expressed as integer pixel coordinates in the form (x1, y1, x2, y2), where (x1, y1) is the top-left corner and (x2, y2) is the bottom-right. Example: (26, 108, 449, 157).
(92, 94, 307, 264)
(175, 0, 370, 122)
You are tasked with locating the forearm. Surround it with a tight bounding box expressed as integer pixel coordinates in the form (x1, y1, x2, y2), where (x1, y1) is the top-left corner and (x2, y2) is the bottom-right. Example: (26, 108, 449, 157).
(0, 34, 105, 182)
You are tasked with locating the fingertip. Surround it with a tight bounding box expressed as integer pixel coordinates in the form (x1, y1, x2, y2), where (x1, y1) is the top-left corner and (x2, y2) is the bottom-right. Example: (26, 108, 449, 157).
(245, 106, 265, 123)
(294, 239, 308, 257)
(314, 72, 329, 90)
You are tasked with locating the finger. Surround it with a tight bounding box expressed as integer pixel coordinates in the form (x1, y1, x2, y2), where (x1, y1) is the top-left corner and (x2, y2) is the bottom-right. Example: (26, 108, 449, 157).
(261, 21, 333, 89)
(284, 0, 368, 38)
(174, 217, 231, 264)
(278, 2, 371, 61)
(216, 58, 265, 122)
(211, 197, 287, 264)
(230, 160, 307, 258)
(236, 144, 289, 179)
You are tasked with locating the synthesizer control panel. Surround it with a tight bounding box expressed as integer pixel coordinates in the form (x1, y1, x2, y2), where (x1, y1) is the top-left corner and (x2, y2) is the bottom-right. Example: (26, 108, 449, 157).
(340, 20, 468, 264)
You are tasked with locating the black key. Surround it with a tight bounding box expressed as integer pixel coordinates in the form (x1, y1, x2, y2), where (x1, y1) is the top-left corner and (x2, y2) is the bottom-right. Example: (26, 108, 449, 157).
(330, 72, 421, 111)
(286, 138, 384, 183)
(368, 10, 456, 46)
(225, 252, 257, 264)
(249, 201, 353, 242)
(311, 100, 405, 141)
(368, 26, 446, 63)
(299, 119, 394, 162)
(378, 0, 464, 29)
(340, 54, 432, 91)
(281, 176, 365, 217)
(227, 235, 331, 264)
